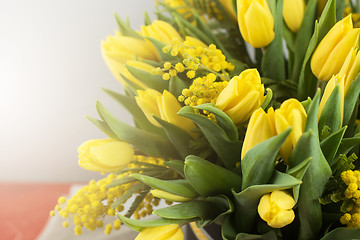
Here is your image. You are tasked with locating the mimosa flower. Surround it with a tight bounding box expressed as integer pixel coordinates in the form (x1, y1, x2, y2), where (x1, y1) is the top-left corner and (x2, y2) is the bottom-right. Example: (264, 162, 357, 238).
(258, 190, 296, 228)
(241, 107, 276, 159)
(78, 139, 134, 173)
(237, 0, 275, 48)
(215, 69, 266, 124)
(283, 0, 305, 32)
(274, 99, 307, 164)
(311, 15, 360, 81)
(135, 224, 184, 240)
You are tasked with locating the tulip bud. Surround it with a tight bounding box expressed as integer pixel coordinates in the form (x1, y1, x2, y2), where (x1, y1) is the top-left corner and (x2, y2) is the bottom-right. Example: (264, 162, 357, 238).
(274, 99, 307, 164)
(241, 107, 277, 159)
(339, 47, 360, 94)
(101, 32, 159, 85)
(311, 15, 360, 81)
(237, 0, 275, 48)
(141, 20, 183, 45)
(78, 139, 134, 173)
(135, 89, 196, 136)
(283, 0, 305, 32)
(135, 224, 184, 240)
(318, 74, 345, 126)
(215, 69, 266, 124)
(150, 189, 192, 202)
(258, 190, 296, 228)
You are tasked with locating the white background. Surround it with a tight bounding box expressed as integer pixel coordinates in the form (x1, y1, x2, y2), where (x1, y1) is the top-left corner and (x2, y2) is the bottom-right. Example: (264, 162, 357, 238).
(0, 0, 156, 182)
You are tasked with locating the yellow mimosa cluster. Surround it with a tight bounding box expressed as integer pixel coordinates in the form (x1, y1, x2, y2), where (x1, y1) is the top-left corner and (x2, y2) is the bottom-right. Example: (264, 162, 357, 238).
(340, 170, 360, 228)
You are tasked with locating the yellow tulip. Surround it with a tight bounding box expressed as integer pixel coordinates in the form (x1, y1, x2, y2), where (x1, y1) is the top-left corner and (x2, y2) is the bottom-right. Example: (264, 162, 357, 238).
(283, 0, 305, 32)
(237, 0, 275, 48)
(318, 74, 345, 126)
(241, 107, 277, 159)
(135, 89, 196, 136)
(101, 32, 159, 85)
(311, 15, 360, 81)
(274, 99, 307, 164)
(339, 47, 360, 94)
(215, 69, 266, 124)
(122, 60, 156, 89)
(150, 189, 192, 202)
(141, 20, 183, 45)
(258, 190, 296, 228)
(78, 139, 134, 173)
(135, 224, 184, 240)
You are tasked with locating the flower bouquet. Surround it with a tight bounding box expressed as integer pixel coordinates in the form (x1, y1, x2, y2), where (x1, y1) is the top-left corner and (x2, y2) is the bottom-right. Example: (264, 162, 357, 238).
(51, 0, 360, 239)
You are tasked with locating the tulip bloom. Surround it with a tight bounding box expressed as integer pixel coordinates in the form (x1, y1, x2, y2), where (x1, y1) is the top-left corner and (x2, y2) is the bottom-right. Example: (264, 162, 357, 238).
(318, 74, 345, 126)
(78, 139, 134, 173)
(339, 47, 360, 94)
(215, 69, 266, 124)
(283, 0, 305, 32)
(135, 224, 184, 240)
(101, 32, 159, 85)
(258, 190, 296, 228)
(237, 0, 275, 48)
(241, 107, 277, 159)
(141, 20, 183, 45)
(311, 15, 360, 81)
(135, 89, 196, 136)
(274, 99, 307, 164)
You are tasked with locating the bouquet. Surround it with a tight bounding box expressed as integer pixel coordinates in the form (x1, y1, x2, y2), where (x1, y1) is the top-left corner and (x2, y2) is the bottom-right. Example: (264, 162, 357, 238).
(50, 0, 360, 239)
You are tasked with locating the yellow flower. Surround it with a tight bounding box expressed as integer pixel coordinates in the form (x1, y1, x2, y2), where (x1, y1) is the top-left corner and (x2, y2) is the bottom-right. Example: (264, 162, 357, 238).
(78, 139, 134, 173)
(141, 20, 183, 45)
(339, 47, 360, 94)
(274, 99, 307, 164)
(258, 190, 296, 228)
(135, 89, 196, 136)
(215, 69, 266, 124)
(318, 74, 345, 127)
(311, 15, 360, 81)
(237, 0, 275, 48)
(135, 224, 184, 240)
(101, 31, 159, 85)
(241, 107, 276, 159)
(283, 0, 305, 32)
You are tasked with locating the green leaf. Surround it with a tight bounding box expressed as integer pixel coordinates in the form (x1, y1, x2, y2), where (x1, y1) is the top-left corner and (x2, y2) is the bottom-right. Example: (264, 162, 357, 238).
(291, 0, 317, 82)
(261, 0, 285, 82)
(335, 0, 346, 22)
(305, 89, 320, 133)
(163, 160, 185, 178)
(145, 37, 181, 62)
(111, 183, 146, 209)
(153, 116, 194, 159)
(153, 196, 233, 227)
(117, 215, 195, 232)
(178, 106, 241, 169)
(86, 116, 119, 140)
(194, 103, 238, 141)
(320, 227, 360, 240)
(288, 130, 332, 240)
(184, 155, 242, 197)
(241, 128, 292, 190)
(96, 101, 179, 158)
(318, 85, 342, 135)
(232, 171, 302, 232)
(320, 127, 347, 165)
(102, 89, 164, 135)
(130, 174, 199, 198)
(343, 74, 360, 126)
(114, 13, 143, 39)
(169, 75, 189, 98)
(126, 65, 168, 92)
(261, 88, 273, 110)
(236, 231, 278, 240)
(336, 133, 360, 156)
